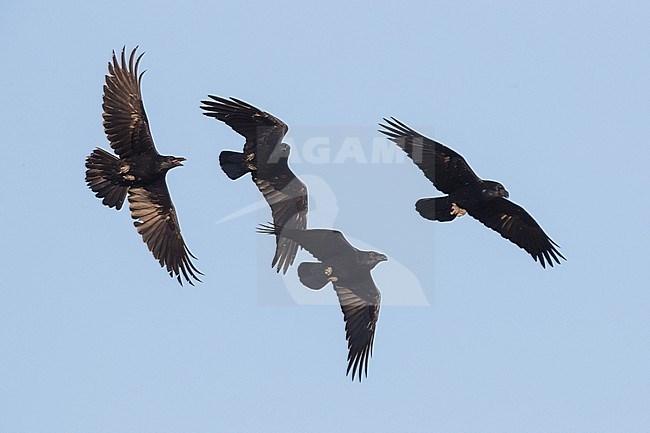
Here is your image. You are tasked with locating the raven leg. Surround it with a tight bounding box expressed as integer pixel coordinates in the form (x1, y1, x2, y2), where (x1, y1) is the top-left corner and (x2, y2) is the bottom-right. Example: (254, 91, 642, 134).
(325, 266, 338, 282)
(451, 203, 467, 217)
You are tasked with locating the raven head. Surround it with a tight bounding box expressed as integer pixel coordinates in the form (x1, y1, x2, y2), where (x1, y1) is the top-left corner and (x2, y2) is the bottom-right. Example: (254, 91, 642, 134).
(161, 155, 186, 171)
(267, 142, 291, 164)
(482, 181, 509, 199)
(360, 250, 388, 269)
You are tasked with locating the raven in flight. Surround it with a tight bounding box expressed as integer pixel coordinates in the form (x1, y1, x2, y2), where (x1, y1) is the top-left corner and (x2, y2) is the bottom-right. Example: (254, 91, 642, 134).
(201, 96, 308, 274)
(257, 223, 386, 381)
(379, 117, 565, 268)
(85, 47, 202, 285)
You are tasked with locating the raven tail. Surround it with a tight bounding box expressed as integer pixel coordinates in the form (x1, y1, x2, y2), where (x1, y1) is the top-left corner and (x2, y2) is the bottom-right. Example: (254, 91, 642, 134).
(85, 148, 128, 210)
(415, 197, 457, 222)
(219, 150, 249, 180)
(297, 262, 331, 290)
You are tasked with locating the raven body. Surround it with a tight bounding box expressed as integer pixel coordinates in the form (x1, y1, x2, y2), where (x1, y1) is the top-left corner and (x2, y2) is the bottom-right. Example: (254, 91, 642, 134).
(257, 223, 386, 381)
(85, 47, 201, 285)
(379, 117, 565, 268)
(201, 96, 308, 274)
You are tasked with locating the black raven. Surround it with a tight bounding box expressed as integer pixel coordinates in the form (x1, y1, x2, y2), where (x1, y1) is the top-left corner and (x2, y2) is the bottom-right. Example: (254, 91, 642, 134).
(257, 223, 386, 381)
(379, 117, 565, 268)
(201, 96, 308, 274)
(85, 47, 202, 285)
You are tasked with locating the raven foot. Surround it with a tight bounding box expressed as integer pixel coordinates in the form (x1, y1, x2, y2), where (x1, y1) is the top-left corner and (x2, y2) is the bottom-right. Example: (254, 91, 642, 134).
(451, 203, 467, 217)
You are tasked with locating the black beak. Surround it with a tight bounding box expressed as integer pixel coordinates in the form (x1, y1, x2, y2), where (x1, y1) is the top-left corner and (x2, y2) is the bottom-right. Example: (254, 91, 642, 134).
(503, 189, 510, 198)
(172, 157, 186, 166)
(377, 253, 388, 262)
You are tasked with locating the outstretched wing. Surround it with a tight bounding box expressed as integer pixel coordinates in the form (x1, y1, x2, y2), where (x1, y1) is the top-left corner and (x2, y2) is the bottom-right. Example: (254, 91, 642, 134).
(379, 117, 480, 194)
(333, 275, 381, 382)
(257, 224, 355, 262)
(200, 96, 288, 154)
(466, 197, 565, 268)
(102, 47, 158, 158)
(128, 179, 202, 285)
(255, 174, 308, 274)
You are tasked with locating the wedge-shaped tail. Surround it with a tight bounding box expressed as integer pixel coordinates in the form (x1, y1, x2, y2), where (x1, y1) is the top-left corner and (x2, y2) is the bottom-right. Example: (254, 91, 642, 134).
(297, 262, 331, 290)
(85, 147, 128, 210)
(219, 150, 249, 180)
(415, 197, 456, 222)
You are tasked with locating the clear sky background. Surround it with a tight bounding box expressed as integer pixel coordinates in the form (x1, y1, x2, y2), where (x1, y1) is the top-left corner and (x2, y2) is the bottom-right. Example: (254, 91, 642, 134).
(1, 1, 649, 432)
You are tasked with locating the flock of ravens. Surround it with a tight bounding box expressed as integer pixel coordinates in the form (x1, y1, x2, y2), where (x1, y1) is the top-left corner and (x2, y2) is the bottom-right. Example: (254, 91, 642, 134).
(86, 48, 565, 382)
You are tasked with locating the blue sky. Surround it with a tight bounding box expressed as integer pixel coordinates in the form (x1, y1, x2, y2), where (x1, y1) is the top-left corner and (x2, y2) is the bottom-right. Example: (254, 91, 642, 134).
(1, 1, 649, 432)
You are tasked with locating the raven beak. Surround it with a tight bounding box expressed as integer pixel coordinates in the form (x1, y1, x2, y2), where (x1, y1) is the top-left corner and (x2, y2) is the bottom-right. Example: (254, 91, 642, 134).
(377, 253, 388, 262)
(172, 157, 186, 166)
(503, 189, 510, 198)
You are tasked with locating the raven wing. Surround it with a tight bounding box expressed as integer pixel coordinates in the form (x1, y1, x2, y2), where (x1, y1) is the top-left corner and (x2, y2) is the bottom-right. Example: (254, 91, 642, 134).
(379, 117, 480, 194)
(200, 96, 288, 154)
(466, 197, 565, 268)
(257, 224, 355, 262)
(128, 179, 202, 285)
(102, 47, 158, 158)
(333, 275, 381, 382)
(255, 174, 308, 274)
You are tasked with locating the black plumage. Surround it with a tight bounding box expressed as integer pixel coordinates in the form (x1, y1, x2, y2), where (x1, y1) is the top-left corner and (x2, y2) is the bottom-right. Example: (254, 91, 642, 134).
(257, 223, 386, 381)
(379, 117, 565, 268)
(85, 47, 201, 285)
(201, 96, 308, 274)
